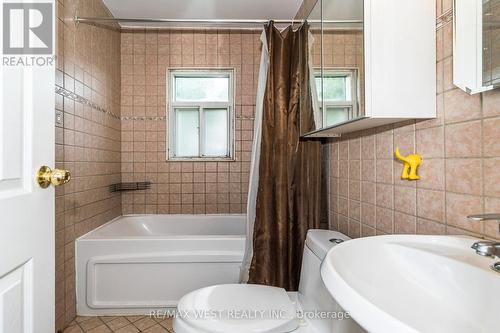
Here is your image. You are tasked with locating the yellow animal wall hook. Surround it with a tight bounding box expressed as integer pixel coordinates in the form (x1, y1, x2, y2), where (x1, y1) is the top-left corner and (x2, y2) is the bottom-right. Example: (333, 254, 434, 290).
(395, 148, 422, 180)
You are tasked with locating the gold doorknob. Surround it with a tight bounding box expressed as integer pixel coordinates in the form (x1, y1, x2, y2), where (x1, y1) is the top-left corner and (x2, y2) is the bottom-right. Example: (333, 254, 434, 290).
(36, 166, 71, 188)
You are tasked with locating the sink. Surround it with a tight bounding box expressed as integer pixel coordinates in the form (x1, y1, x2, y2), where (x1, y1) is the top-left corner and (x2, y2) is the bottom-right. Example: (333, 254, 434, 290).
(320, 235, 500, 333)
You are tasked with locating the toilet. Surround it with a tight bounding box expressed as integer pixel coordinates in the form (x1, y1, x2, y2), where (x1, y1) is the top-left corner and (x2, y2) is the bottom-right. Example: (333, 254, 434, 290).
(173, 229, 363, 333)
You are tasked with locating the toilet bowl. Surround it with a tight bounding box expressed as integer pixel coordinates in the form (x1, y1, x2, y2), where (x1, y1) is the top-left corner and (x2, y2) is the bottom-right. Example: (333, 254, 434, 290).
(173, 229, 363, 333)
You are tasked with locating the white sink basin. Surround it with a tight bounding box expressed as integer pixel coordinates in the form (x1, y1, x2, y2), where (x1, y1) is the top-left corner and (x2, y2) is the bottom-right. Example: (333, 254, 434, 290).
(320, 235, 500, 333)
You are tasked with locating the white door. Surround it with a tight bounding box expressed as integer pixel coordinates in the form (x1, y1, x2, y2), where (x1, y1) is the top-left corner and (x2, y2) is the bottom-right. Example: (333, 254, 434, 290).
(0, 1, 57, 332)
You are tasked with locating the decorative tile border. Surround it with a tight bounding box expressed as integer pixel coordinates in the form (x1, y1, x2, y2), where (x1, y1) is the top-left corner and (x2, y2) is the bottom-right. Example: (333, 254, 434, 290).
(56, 85, 256, 122)
(436, 9, 453, 30)
(121, 116, 167, 121)
(55, 85, 120, 120)
(121, 115, 255, 121)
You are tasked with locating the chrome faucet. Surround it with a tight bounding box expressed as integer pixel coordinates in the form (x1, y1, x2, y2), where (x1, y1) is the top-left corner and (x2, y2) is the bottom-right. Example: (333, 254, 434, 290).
(471, 241, 500, 258)
(468, 214, 500, 258)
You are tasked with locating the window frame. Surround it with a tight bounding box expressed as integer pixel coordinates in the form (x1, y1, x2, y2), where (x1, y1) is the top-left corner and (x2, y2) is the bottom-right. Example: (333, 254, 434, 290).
(315, 68, 359, 127)
(167, 68, 235, 161)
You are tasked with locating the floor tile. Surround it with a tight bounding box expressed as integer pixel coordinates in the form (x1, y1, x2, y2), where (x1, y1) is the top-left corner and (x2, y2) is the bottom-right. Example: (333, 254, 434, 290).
(99, 316, 118, 323)
(142, 324, 169, 333)
(79, 317, 104, 331)
(86, 324, 111, 333)
(63, 325, 84, 333)
(158, 318, 173, 330)
(114, 324, 140, 333)
(124, 315, 144, 323)
(67, 315, 175, 333)
(133, 317, 157, 331)
(106, 317, 130, 331)
(75, 316, 93, 323)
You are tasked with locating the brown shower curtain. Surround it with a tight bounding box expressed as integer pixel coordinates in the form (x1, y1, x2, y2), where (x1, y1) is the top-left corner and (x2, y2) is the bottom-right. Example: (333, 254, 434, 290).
(248, 22, 324, 291)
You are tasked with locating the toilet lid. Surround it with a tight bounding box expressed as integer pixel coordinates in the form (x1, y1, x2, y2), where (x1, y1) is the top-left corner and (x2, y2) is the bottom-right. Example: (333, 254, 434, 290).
(177, 284, 299, 333)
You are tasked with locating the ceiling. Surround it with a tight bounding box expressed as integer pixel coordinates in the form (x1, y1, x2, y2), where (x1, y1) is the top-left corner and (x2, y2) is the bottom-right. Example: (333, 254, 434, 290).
(308, 0, 363, 22)
(306, 0, 363, 30)
(102, 0, 304, 28)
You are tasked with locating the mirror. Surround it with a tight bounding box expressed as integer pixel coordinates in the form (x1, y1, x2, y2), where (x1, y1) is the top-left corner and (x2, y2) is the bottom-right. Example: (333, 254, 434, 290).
(454, 0, 500, 94)
(483, 0, 500, 87)
(302, 0, 365, 135)
(300, 0, 322, 134)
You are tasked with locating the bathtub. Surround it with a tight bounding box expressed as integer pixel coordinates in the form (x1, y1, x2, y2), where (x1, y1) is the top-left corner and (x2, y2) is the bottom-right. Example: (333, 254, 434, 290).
(76, 214, 246, 316)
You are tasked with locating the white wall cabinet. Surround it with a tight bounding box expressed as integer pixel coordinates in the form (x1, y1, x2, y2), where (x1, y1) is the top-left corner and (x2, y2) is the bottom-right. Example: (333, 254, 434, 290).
(453, 0, 500, 95)
(304, 0, 436, 137)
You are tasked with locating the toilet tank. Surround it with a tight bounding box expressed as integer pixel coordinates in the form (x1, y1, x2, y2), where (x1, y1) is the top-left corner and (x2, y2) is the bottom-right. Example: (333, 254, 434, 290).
(298, 230, 350, 331)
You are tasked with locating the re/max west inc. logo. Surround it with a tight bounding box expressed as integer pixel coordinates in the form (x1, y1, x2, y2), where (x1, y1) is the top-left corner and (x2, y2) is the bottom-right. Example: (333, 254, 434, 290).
(2, 1, 55, 66)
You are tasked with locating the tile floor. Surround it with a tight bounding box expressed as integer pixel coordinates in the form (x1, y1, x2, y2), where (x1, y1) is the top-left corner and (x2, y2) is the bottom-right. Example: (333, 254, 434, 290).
(63, 315, 173, 333)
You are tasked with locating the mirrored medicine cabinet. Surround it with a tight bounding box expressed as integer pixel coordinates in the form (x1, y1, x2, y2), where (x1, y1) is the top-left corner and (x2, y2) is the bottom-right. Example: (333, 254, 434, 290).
(454, 0, 500, 94)
(301, 0, 437, 138)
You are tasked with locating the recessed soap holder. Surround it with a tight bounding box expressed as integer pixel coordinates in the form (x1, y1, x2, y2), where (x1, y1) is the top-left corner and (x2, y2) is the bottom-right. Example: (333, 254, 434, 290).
(492, 262, 500, 274)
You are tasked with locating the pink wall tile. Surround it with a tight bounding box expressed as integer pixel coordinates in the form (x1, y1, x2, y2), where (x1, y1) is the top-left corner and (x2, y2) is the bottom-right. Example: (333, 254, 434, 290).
(446, 193, 483, 233)
(483, 117, 500, 157)
(416, 126, 444, 158)
(376, 183, 394, 209)
(445, 159, 482, 196)
(376, 206, 393, 234)
(394, 212, 417, 234)
(360, 203, 376, 227)
(445, 121, 482, 158)
(484, 197, 500, 238)
(376, 159, 394, 184)
(121, 29, 260, 214)
(55, 0, 122, 329)
(348, 138, 361, 160)
(361, 159, 376, 182)
(443, 89, 481, 124)
(394, 186, 416, 215)
(375, 131, 393, 159)
(483, 91, 500, 117)
(361, 181, 376, 204)
(361, 134, 375, 159)
(417, 189, 445, 223)
(417, 218, 445, 235)
(415, 159, 445, 190)
(484, 159, 500, 197)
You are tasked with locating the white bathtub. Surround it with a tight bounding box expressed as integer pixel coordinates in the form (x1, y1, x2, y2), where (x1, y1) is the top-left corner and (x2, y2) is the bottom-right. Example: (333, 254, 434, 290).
(76, 214, 246, 316)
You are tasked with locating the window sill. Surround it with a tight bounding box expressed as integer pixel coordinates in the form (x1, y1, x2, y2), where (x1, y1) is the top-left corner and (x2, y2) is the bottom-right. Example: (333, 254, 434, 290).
(167, 157, 236, 162)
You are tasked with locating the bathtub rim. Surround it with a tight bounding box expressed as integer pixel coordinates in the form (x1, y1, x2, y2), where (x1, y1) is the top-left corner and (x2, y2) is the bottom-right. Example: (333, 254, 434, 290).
(76, 213, 247, 241)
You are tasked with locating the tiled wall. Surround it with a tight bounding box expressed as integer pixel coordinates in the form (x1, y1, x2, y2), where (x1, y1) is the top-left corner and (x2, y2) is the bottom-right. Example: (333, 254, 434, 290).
(120, 29, 262, 214)
(326, 0, 500, 241)
(55, 0, 122, 331)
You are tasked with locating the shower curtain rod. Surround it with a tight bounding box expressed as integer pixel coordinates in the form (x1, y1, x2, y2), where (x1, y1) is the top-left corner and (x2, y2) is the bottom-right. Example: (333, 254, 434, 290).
(75, 17, 363, 25)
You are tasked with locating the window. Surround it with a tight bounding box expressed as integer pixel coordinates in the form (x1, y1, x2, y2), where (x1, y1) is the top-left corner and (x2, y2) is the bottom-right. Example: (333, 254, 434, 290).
(315, 69, 358, 127)
(168, 69, 234, 160)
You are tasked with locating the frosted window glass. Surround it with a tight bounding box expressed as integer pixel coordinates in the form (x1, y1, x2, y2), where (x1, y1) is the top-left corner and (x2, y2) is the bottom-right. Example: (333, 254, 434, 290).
(325, 107, 350, 126)
(204, 109, 228, 156)
(322, 76, 347, 101)
(176, 108, 199, 156)
(175, 76, 230, 102)
(315, 75, 348, 101)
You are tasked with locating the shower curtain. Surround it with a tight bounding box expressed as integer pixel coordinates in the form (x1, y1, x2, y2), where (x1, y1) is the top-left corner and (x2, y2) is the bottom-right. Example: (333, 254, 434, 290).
(239, 31, 269, 283)
(240, 21, 323, 291)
